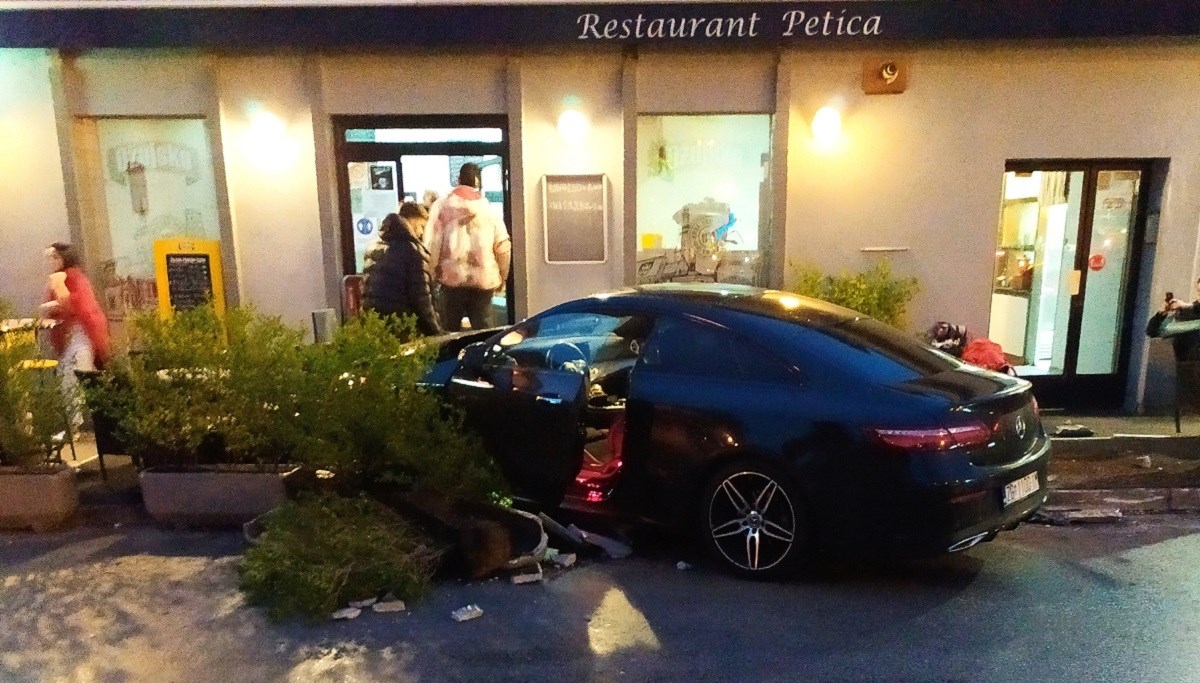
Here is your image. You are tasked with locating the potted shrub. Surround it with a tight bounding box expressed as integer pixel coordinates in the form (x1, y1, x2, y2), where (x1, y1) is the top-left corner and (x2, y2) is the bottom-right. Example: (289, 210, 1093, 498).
(0, 305, 78, 532)
(92, 304, 306, 526)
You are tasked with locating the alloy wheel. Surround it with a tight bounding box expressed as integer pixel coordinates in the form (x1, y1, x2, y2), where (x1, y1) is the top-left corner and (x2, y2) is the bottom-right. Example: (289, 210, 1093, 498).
(707, 470, 797, 572)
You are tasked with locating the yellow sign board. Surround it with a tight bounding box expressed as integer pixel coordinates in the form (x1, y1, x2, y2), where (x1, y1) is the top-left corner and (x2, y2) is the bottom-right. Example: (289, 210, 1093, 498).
(153, 239, 226, 318)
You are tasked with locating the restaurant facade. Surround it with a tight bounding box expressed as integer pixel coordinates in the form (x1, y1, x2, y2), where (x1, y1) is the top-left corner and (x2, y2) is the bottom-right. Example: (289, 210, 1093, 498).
(2, 0, 1200, 412)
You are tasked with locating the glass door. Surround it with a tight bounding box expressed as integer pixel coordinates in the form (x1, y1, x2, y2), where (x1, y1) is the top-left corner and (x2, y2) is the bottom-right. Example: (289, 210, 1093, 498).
(334, 116, 513, 326)
(989, 162, 1149, 409)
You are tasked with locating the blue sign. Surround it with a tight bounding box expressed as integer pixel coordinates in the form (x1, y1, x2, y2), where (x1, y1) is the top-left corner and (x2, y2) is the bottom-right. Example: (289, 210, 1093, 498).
(1, 2, 1199, 49)
(356, 218, 374, 236)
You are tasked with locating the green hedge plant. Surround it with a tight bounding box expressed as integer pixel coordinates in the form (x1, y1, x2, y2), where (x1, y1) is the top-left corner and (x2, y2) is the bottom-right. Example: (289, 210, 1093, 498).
(786, 260, 921, 328)
(238, 493, 444, 621)
(0, 307, 68, 469)
(293, 312, 508, 504)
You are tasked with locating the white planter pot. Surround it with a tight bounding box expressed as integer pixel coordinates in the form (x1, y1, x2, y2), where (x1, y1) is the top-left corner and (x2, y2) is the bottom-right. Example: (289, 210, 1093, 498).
(0, 463, 79, 532)
(140, 465, 298, 527)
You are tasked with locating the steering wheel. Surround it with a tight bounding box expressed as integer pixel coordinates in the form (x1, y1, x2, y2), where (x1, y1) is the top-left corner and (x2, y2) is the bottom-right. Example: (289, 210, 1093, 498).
(545, 341, 588, 373)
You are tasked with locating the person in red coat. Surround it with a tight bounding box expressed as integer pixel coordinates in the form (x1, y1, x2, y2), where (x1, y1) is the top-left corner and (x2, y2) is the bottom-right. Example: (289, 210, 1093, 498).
(40, 242, 111, 428)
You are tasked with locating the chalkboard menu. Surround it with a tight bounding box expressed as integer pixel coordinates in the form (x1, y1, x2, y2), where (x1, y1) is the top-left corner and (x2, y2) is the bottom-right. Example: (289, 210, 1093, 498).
(165, 253, 214, 311)
(543, 174, 607, 264)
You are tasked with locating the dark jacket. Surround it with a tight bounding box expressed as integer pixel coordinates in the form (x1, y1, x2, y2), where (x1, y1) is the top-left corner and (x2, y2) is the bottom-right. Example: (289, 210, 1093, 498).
(361, 225, 442, 336)
(1147, 302, 1200, 362)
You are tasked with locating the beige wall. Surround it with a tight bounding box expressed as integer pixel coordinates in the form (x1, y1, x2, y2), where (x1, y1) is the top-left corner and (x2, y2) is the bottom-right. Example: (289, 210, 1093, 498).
(215, 56, 327, 337)
(0, 50, 70, 315)
(320, 54, 508, 114)
(516, 54, 628, 315)
(783, 44, 1200, 409)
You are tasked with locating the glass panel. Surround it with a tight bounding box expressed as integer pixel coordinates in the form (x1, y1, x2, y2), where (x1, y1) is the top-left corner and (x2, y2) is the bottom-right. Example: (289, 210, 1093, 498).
(345, 128, 503, 144)
(85, 118, 223, 325)
(400, 154, 507, 325)
(989, 170, 1083, 377)
(346, 161, 399, 272)
(635, 114, 771, 286)
(1077, 170, 1141, 375)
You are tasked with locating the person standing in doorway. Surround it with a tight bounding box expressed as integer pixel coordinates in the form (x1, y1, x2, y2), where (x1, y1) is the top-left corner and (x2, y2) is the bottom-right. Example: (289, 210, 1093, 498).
(361, 204, 442, 337)
(425, 162, 511, 331)
(40, 242, 111, 429)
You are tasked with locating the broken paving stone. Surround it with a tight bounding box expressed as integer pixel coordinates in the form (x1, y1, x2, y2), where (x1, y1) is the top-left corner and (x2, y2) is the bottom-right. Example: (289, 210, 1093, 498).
(1134, 455, 1153, 469)
(552, 553, 577, 568)
(676, 561, 693, 571)
(1054, 424, 1095, 438)
(540, 514, 585, 546)
(451, 604, 484, 622)
(1032, 508, 1123, 526)
(330, 607, 362, 620)
(573, 527, 633, 559)
(372, 600, 406, 613)
(510, 565, 544, 585)
(348, 598, 378, 609)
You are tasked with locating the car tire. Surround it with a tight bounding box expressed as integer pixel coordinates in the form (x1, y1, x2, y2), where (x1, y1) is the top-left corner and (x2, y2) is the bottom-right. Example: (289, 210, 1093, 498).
(698, 460, 810, 580)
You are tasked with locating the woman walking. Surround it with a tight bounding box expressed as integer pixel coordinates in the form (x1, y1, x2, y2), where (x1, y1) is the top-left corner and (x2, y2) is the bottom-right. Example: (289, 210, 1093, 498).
(40, 242, 110, 428)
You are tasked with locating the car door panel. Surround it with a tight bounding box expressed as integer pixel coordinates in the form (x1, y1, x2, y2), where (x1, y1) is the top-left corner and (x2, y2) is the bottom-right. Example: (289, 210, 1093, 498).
(445, 359, 586, 507)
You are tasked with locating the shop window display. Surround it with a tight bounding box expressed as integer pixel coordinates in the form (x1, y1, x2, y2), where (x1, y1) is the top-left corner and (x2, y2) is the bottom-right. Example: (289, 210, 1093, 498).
(635, 114, 772, 286)
(82, 118, 223, 322)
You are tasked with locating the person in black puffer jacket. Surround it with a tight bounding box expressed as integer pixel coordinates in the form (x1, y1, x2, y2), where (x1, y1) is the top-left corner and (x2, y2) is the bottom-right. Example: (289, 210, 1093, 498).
(361, 203, 442, 337)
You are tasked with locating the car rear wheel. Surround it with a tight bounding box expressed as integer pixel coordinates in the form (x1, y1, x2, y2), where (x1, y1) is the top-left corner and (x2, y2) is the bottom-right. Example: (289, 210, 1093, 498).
(699, 461, 809, 579)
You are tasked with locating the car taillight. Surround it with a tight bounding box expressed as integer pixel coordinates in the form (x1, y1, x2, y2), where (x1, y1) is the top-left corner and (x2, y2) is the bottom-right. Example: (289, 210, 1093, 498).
(870, 421, 993, 452)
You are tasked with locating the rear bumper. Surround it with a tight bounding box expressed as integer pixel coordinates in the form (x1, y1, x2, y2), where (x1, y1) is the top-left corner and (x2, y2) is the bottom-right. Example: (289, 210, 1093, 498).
(875, 438, 1051, 558)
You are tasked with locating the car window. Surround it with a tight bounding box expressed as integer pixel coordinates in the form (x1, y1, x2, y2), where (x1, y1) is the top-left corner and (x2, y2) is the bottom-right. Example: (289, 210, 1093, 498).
(494, 312, 653, 372)
(639, 316, 795, 384)
(818, 318, 960, 383)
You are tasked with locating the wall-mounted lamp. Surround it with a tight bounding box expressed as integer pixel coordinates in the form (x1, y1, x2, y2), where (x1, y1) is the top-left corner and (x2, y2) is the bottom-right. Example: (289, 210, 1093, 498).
(811, 105, 843, 151)
(557, 94, 589, 143)
(242, 102, 297, 170)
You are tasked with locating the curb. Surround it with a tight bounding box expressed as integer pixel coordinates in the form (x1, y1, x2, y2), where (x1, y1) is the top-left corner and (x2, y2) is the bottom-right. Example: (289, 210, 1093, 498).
(1050, 434, 1200, 460)
(1047, 487, 1200, 513)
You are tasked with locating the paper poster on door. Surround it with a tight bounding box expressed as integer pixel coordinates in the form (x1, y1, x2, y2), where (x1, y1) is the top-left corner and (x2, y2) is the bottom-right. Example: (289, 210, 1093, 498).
(348, 161, 399, 272)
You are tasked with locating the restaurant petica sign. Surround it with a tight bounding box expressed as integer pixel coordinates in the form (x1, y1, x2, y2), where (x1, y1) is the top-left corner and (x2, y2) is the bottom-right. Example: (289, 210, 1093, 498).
(1, 1, 1200, 49)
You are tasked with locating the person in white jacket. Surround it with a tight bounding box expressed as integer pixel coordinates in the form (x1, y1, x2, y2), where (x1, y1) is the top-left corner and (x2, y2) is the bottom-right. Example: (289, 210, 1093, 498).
(424, 162, 512, 331)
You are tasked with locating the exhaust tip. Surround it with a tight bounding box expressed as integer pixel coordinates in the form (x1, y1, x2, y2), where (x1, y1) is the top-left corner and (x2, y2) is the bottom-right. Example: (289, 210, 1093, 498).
(947, 532, 989, 553)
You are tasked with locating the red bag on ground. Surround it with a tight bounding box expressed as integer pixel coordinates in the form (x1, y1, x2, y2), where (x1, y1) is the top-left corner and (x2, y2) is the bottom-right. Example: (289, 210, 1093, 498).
(961, 338, 1010, 373)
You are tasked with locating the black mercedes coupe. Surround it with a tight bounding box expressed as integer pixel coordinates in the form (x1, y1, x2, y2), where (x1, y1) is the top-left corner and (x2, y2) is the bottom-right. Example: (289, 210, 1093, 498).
(423, 284, 1049, 578)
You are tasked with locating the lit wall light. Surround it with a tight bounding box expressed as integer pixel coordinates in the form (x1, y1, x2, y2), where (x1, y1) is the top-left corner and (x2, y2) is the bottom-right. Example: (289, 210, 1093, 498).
(241, 103, 298, 170)
(811, 105, 843, 151)
(557, 94, 590, 143)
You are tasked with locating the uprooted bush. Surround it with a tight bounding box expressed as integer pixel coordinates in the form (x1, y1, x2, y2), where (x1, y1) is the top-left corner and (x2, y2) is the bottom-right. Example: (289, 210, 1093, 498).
(238, 493, 445, 621)
(786, 260, 920, 329)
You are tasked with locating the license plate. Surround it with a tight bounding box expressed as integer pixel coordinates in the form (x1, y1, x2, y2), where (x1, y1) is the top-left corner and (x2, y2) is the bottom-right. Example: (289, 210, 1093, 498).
(1003, 471, 1040, 506)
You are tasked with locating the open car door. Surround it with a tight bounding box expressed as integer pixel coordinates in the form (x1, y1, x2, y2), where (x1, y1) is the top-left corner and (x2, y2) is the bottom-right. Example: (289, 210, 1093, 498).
(445, 339, 588, 508)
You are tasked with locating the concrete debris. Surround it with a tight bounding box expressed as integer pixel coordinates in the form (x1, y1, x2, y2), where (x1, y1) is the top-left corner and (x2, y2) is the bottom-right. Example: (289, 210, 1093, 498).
(451, 604, 484, 622)
(1054, 424, 1095, 438)
(551, 553, 577, 568)
(330, 607, 361, 620)
(372, 600, 406, 613)
(348, 597, 378, 608)
(676, 561, 693, 571)
(510, 564, 544, 585)
(1134, 455, 1153, 469)
(572, 526, 633, 559)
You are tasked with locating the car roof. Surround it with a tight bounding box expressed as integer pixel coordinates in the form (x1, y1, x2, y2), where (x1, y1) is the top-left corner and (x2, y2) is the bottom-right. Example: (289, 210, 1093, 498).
(573, 283, 858, 328)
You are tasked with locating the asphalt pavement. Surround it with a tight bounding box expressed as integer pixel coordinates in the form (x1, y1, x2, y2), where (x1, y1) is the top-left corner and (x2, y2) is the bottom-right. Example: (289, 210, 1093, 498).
(2, 516, 1199, 683)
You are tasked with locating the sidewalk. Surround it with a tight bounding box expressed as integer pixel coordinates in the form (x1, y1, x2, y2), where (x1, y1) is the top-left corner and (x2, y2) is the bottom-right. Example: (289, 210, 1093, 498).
(1043, 412, 1200, 515)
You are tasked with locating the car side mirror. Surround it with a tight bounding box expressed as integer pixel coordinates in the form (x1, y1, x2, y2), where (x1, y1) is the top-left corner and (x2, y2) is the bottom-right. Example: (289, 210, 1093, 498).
(459, 341, 489, 375)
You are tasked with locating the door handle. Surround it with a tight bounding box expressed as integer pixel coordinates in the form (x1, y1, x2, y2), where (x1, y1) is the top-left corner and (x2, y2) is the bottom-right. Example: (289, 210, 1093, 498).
(1069, 269, 1082, 296)
(536, 393, 564, 405)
